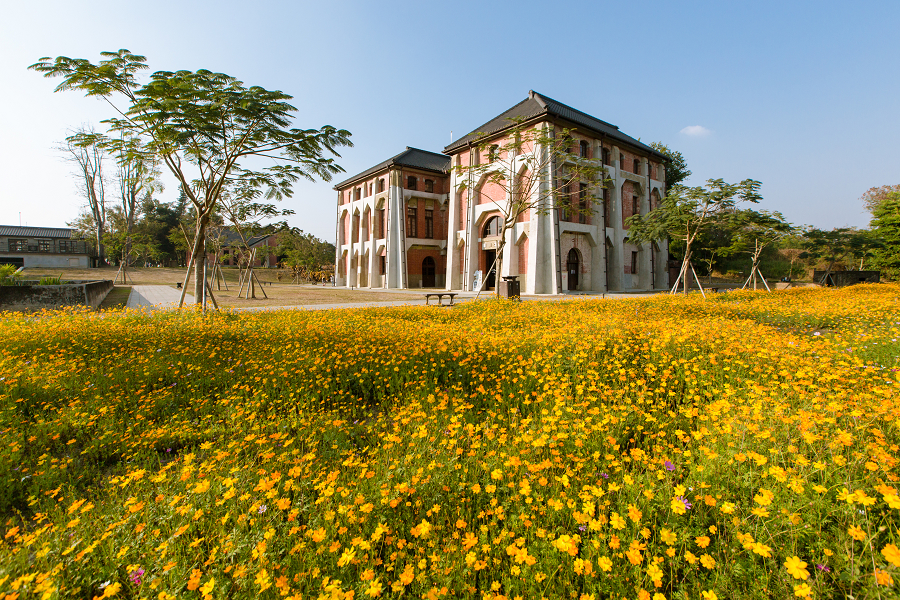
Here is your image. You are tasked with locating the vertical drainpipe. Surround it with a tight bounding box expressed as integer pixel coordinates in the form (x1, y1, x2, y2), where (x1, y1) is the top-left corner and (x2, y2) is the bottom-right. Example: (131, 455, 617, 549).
(600, 137, 608, 292)
(334, 190, 341, 285)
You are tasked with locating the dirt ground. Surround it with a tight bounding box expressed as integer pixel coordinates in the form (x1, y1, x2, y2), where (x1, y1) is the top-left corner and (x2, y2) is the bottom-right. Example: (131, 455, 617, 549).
(21, 266, 425, 307)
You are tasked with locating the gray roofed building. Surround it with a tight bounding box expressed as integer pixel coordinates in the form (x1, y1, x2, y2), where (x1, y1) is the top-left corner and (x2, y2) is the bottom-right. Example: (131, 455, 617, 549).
(0, 225, 92, 268)
(443, 90, 666, 160)
(334, 147, 450, 189)
(0, 225, 75, 239)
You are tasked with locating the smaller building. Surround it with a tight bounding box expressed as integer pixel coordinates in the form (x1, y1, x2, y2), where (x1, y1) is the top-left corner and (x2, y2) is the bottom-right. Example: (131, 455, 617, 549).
(205, 229, 279, 268)
(0, 226, 91, 268)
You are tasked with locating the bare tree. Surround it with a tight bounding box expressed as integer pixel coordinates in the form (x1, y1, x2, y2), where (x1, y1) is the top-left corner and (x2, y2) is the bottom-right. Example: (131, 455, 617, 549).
(61, 127, 107, 264)
(454, 120, 606, 297)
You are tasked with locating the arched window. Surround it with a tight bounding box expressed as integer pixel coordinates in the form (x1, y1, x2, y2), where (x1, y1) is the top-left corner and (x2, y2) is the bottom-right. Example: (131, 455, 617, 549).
(482, 216, 501, 238)
(579, 140, 589, 158)
(377, 178, 385, 193)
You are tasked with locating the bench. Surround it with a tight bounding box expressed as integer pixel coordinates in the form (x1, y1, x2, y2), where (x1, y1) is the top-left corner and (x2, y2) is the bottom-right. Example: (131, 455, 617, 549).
(424, 292, 458, 306)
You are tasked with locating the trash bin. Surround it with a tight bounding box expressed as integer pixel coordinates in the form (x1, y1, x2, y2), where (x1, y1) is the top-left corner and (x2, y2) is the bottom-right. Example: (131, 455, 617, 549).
(500, 276, 520, 300)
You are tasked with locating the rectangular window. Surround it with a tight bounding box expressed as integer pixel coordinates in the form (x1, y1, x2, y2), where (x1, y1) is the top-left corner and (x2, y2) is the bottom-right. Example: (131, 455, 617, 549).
(407, 206, 417, 237)
(632, 195, 640, 216)
(8, 239, 27, 252)
(39, 239, 51, 252)
(560, 184, 571, 221)
(620, 154, 626, 171)
(380, 255, 386, 275)
(633, 159, 640, 174)
(603, 189, 610, 228)
(424, 179, 434, 193)
(602, 148, 610, 166)
(425, 209, 434, 239)
(378, 178, 385, 193)
(578, 184, 588, 224)
(378, 209, 385, 239)
(407, 176, 417, 190)
(631, 251, 638, 274)
(580, 140, 589, 158)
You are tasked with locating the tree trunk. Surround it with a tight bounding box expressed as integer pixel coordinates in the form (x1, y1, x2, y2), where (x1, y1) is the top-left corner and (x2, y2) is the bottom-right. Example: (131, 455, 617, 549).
(192, 218, 209, 303)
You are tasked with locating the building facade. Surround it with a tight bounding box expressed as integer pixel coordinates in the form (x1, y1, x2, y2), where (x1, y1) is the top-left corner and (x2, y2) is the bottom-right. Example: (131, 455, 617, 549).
(335, 91, 668, 293)
(0, 226, 91, 268)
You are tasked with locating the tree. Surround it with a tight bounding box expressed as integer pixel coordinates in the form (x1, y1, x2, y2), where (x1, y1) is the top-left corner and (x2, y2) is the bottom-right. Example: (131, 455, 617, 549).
(625, 179, 762, 295)
(453, 120, 607, 296)
(727, 209, 793, 290)
(799, 227, 879, 285)
(60, 127, 107, 264)
(870, 191, 900, 280)
(277, 228, 334, 281)
(32, 50, 351, 306)
(650, 142, 691, 189)
(860, 184, 900, 214)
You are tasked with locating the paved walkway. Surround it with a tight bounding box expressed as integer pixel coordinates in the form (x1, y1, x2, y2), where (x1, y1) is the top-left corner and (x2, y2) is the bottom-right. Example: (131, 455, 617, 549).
(124, 285, 665, 313)
(127, 285, 194, 310)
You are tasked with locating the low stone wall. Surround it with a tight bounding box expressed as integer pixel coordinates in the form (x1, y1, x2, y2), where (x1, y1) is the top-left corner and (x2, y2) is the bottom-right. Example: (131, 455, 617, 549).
(0, 280, 113, 312)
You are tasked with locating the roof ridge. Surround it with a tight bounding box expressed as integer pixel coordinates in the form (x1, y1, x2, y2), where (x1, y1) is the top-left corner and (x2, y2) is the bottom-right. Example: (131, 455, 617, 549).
(532, 91, 620, 130)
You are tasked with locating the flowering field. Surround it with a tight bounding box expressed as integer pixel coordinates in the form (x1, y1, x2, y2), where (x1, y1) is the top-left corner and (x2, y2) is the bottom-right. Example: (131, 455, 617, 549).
(1, 285, 899, 600)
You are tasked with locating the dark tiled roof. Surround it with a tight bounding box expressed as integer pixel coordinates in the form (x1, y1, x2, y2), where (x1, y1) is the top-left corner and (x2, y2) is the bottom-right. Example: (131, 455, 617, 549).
(335, 147, 451, 189)
(443, 91, 666, 160)
(0, 225, 73, 239)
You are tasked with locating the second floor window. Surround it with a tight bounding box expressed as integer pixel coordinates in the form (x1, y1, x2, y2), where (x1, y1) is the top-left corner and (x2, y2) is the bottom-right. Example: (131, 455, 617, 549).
(407, 206, 417, 237)
(620, 154, 626, 171)
(378, 178, 385, 193)
(602, 148, 610, 165)
(407, 176, 417, 190)
(579, 184, 588, 224)
(8, 239, 26, 251)
(560, 184, 571, 221)
(355, 187, 361, 201)
(633, 159, 640, 174)
(39, 239, 51, 252)
(580, 140, 589, 158)
(603, 189, 610, 227)
(424, 179, 434, 193)
(425, 209, 434, 238)
(378, 209, 385, 239)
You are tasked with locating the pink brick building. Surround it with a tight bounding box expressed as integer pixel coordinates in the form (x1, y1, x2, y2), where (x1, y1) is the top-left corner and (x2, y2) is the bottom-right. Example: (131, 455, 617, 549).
(335, 91, 669, 293)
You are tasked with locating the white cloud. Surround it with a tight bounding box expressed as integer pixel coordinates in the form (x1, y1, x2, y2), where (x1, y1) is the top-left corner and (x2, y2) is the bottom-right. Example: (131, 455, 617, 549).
(680, 125, 712, 137)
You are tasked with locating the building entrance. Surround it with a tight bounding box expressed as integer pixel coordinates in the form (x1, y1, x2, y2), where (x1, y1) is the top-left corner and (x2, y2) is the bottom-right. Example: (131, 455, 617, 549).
(567, 248, 579, 290)
(484, 249, 496, 290)
(422, 256, 436, 287)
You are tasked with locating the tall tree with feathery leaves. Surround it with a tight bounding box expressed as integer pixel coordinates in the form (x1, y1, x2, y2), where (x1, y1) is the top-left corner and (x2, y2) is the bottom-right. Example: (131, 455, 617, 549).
(31, 50, 352, 305)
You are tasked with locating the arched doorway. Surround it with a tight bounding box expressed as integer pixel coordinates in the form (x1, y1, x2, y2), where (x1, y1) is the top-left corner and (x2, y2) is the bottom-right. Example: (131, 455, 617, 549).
(482, 216, 501, 290)
(422, 256, 436, 288)
(567, 248, 580, 291)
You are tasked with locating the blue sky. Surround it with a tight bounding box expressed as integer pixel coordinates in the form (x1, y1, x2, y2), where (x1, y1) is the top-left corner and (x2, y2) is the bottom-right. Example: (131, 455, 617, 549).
(2, 0, 897, 241)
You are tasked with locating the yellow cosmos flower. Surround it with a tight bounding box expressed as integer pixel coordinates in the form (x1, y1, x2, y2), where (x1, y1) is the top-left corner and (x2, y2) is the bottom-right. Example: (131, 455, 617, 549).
(882, 544, 900, 567)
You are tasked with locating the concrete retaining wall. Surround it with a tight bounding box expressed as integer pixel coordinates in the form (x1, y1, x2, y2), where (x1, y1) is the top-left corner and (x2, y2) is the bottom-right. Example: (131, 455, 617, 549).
(0, 280, 113, 312)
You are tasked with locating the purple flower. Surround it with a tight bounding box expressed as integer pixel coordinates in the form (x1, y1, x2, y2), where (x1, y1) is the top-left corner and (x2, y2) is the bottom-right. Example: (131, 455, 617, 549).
(600, 473, 609, 479)
(578, 525, 587, 532)
(816, 564, 831, 572)
(676, 496, 692, 510)
(129, 568, 145, 586)
(664, 461, 675, 471)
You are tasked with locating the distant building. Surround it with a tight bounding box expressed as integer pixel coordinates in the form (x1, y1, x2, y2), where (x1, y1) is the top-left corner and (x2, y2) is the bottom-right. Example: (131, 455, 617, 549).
(0, 226, 91, 268)
(334, 91, 668, 293)
(204, 228, 279, 268)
